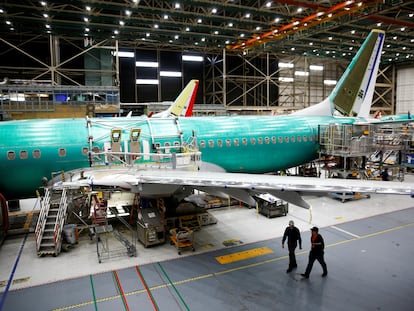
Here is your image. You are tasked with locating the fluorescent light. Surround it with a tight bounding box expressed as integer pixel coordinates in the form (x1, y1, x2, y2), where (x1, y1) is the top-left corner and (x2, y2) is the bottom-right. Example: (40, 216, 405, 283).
(279, 77, 294, 82)
(112, 51, 135, 58)
(182, 55, 204, 62)
(136, 61, 158, 67)
(160, 71, 182, 77)
(278, 62, 294, 68)
(136, 79, 159, 85)
(295, 71, 309, 76)
(324, 79, 337, 85)
(310, 65, 323, 71)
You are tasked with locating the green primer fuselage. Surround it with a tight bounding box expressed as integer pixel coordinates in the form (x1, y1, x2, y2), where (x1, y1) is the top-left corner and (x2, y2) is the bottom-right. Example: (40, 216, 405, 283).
(0, 115, 359, 199)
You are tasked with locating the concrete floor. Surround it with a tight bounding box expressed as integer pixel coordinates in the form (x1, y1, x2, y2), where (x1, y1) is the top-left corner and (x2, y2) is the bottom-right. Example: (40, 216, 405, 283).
(1, 184, 414, 310)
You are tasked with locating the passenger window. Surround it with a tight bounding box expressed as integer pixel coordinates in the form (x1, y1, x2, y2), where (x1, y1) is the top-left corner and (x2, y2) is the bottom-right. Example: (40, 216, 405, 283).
(291, 136, 295, 143)
(278, 136, 283, 143)
(82, 147, 89, 156)
(258, 137, 263, 145)
(285, 136, 289, 143)
(20, 150, 28, 159)
(272, 136, 277, 144)
(234, 138, 239, 147)
(309, 135, 313, 142)
(250, 138, 256, 145)
(33, 149, 41, 159)
(58, 148, 66, 157)
(242, 138, 247, 146)
(217, 139, 223, 147)
(208, 140, 214, 148)
(200, 141, 206, 148)
(265, 137, 270, 144)
(297, 136, 301, 142)
(303, 136, 307, 142)
(226, 139, 231, 147)
(7, 151, 15, 160)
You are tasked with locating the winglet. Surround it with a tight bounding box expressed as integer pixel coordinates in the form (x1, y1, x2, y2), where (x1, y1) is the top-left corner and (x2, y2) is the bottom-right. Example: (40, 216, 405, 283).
(330, 29, 385, 117)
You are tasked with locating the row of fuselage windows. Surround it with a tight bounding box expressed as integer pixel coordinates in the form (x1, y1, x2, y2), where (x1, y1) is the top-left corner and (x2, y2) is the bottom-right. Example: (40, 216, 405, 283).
(7, 134, 317, 160)
(7, 147, 91, 160)
(155, 134, 317, 150)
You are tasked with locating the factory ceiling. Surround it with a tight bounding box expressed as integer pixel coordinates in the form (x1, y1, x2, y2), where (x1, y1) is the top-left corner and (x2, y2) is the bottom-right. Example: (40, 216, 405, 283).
(0, 0, 413, 64)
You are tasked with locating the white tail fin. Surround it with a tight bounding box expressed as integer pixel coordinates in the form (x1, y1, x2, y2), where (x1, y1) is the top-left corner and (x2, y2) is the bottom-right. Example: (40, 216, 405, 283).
(293, 29, 385, 117)
(151, 79, 199, 118)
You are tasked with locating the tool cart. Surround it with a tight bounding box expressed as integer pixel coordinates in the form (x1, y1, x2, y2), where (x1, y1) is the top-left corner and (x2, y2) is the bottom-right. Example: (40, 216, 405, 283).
(169, 227, 195, 255)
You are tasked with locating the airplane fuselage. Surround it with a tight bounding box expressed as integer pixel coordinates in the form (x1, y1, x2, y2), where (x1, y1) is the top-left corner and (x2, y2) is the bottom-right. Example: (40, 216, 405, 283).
(0, 115, 362, 199)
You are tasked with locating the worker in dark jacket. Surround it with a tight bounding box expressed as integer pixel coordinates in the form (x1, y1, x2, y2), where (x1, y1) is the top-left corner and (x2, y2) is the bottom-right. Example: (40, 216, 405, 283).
(301, 226, 328, 278)
(282, 220, 302, 273)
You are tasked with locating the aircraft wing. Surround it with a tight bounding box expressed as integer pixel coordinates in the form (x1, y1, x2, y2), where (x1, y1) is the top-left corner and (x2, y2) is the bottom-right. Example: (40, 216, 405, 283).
(56, 168, 414, 209)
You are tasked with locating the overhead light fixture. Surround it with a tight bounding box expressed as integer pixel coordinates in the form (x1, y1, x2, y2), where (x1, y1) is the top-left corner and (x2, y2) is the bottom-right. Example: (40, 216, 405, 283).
(228, 22, 233, 27)
(85, 6, 91, 11)
(212, 8, 217, 14)
(245, 13, 251, 18)
(182, 55, 204, 62)
(279, 77, 294, 82)
(160, 71, 182, 77)
(310, 65, 323, 71)
(154, 24, 159, 28)
(136, 79, 158, 85)
(197, 18, 202, 23)
(40, 1, 47, 6)
(83, 17, 89, 23)
(278, 62, 294, 68)
(112, 51, 135, 58)
(185, 27, 190, 31)
(163, 14, 168, 20)
(119, 20, 125, 26)
(175, 3, 180, 9)
(43, 13, 49, 18)
(324, 79, 337, 85)
(136, 61, 158, 67)
(295, 71, 309, 76)
(125, 10, 132, 16)
(266, 2, 272, 8)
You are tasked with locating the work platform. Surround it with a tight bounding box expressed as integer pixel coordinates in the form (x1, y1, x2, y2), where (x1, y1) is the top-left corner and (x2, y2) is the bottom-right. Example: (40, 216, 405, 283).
(1, 179, 414, 310)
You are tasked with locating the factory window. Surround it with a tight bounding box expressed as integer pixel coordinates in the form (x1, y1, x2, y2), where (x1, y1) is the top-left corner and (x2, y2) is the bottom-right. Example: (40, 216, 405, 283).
(82, 147, 88, 156)
(258, 137, 263, 145)
(250, 138, 256, 145)
(234, 138, 239, 146)
(265, 137, 270, 144)
(297, 136, 301, 143)
(217, 139, 223, 147)
(7, 151, 15, 160)
(291, 136, 295, 143)
(272, 136, 277, 144)
(226, 139, 231, 147)
(200, 141, 206, 148)
(278, 136, 283, 143)
(58, 148, 66, 157)
(20, 150, 28, 160)
(33, 149, 41, 159)
(208, 140, 214, 148)
(242, 138, 247, 146)
(285, 136, 289, 143)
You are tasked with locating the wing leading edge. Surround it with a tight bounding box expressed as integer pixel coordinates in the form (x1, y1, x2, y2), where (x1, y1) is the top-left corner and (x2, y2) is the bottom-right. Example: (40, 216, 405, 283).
(56, 168, 414, 210)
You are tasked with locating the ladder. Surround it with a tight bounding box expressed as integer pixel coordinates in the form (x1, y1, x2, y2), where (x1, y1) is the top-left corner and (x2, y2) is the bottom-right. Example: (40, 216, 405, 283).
(35, 188, 69, 256)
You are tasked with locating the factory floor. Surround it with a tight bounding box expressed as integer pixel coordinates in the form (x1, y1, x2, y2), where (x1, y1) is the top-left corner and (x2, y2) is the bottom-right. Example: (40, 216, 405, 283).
(1, 183, 414, 310)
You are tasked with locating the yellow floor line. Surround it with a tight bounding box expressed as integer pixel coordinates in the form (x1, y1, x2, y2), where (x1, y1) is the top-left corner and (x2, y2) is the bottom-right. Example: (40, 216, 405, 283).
(215, 246, 273, 264)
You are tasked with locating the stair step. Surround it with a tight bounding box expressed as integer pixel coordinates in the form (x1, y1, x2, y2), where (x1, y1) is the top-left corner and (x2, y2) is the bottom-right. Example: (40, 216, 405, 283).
(40, 242, 55, 247)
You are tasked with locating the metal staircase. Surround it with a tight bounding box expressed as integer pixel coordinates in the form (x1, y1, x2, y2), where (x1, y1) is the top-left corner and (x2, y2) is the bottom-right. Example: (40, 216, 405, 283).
(35, 188, 69, 256)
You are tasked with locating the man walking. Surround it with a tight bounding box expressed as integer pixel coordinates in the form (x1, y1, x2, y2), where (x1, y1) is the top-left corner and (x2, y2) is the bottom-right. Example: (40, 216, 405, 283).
(301, 226, 328, 278)
(282, 220, 302, 273)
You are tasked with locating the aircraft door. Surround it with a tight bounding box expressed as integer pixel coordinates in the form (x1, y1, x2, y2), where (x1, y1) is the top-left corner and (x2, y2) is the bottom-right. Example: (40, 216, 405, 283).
(129, 128, 141, 163)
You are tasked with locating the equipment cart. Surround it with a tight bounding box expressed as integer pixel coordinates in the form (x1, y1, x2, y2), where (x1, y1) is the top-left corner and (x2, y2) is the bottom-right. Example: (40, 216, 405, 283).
(169, 227, 195, 255)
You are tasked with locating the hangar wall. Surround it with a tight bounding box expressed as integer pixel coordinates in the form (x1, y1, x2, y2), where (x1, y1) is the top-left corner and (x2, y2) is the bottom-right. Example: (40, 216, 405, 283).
(396, 67, 414, 115)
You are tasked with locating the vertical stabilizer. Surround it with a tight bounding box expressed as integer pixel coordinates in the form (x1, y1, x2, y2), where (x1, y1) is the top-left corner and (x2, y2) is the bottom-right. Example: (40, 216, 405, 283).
(152, 79, 199, 118)
(330, 29, 384, 117)
(293, 29, 385, 117)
